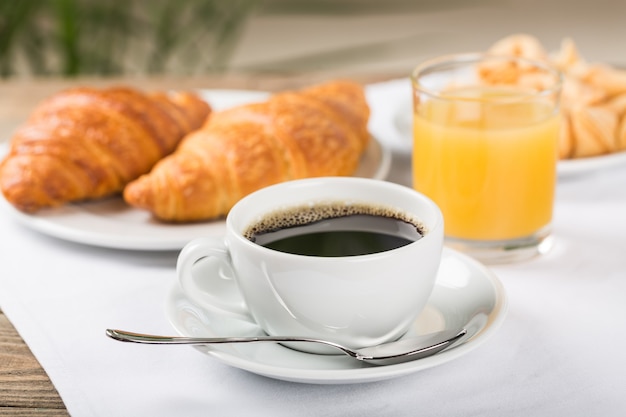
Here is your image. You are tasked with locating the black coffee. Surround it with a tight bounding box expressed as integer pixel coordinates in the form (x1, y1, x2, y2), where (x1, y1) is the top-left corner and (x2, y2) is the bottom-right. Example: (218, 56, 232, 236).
(244, 203, 425, 257)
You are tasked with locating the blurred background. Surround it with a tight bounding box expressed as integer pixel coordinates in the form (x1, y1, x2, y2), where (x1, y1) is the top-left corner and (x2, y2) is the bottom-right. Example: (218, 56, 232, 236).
(2, 0, 626, 80)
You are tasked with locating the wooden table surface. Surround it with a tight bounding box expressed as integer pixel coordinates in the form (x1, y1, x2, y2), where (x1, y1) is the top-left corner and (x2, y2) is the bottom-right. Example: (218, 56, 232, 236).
(0, 71, 403, 416)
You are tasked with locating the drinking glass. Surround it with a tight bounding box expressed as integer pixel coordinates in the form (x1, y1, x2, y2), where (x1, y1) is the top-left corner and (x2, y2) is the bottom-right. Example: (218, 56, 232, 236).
(411, 53, 562, 263)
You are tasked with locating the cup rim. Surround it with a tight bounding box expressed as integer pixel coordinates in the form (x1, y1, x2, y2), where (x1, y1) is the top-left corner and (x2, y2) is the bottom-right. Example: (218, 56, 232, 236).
(410, 52, 563, 101)
(226, 177, 443, 261)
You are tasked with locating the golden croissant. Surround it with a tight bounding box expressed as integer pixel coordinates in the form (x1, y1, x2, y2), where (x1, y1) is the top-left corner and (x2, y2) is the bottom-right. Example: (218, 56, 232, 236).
(123, 80, 371, 222)
(0, 86, 211, 213)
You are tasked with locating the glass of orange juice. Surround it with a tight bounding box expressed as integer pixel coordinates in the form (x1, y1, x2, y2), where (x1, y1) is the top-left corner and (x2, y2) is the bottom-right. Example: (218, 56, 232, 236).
(411, 54, 562, 263)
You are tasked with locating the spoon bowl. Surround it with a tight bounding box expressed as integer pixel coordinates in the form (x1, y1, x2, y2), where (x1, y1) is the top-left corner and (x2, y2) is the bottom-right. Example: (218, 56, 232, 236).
(106, 328, 467, 366)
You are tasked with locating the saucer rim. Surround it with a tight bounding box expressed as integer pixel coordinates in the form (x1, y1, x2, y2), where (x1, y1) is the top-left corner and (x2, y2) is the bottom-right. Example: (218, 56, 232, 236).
(165, 247, 508, 384)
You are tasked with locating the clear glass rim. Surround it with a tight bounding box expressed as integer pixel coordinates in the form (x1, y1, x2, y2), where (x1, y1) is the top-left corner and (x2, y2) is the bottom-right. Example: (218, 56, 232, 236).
(410, 52, 563, 101)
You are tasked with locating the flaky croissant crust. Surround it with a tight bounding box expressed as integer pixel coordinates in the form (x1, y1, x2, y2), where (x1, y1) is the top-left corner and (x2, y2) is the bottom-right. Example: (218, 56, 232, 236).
(0, 86, 211, 213)
(123, 80, 371, 222)
(483, 34, 626, 159)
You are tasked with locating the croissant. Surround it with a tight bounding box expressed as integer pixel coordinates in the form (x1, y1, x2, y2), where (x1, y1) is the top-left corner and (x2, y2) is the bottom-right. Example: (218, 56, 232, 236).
(0, 86, 211, 213)
(485, 34, 626, 159)
(123, 80, 371, 222)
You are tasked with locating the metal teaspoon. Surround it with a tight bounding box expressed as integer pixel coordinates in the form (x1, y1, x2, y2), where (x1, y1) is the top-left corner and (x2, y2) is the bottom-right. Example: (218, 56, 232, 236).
(106, 328, 467, 366)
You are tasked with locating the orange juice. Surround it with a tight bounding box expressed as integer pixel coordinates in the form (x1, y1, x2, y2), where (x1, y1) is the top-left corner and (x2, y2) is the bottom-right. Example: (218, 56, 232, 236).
(412, 87, 559, 241)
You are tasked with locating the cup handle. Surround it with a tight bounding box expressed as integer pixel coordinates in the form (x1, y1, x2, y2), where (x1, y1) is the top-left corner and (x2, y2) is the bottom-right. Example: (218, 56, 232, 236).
(176, 237, 252, 321)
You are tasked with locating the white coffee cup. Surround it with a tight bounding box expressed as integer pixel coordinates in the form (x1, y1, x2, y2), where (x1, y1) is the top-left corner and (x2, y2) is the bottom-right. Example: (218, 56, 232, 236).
(176, 177, 444, 354)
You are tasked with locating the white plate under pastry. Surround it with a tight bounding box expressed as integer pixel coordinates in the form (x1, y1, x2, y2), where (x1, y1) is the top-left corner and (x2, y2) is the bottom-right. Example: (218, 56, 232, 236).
(165, 248, 508, 384)
(557, 150, 626, 177)
(0, 90, 392, 251)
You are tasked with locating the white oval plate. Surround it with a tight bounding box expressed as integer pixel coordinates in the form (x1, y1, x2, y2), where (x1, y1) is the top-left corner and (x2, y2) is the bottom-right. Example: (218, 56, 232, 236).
(165, 248, 508, 384)
(557, 150, 626, 177)
(0, 90, 392, 251)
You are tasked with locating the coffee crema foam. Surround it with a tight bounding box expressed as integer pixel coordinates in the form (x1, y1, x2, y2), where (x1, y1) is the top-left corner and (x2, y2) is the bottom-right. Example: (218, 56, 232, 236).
(243, 202, 426, 241)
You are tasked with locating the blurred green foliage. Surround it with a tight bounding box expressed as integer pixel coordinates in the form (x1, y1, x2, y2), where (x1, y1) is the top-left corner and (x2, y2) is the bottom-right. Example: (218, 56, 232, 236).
(0, 0, 256, 77)
(0, 0, 489, 78)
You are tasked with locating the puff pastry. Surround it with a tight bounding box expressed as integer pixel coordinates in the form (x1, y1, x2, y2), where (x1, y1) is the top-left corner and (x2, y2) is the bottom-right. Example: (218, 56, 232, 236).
(484, 34, 626, 159)
(0, 86, 211, 212)
(123, 80, 371, 222)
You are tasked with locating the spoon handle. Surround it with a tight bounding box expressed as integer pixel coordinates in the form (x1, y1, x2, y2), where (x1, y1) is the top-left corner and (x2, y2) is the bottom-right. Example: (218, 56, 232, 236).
(106, 329, 352, 355)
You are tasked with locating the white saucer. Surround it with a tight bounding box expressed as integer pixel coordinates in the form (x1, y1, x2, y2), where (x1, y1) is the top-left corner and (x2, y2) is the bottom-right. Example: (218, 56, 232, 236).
(0, 90, 391, 251)
(165, 248, 507, 384)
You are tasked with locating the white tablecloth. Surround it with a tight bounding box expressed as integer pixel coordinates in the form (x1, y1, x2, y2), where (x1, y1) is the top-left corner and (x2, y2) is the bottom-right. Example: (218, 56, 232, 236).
(1, 80, 625, 416)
